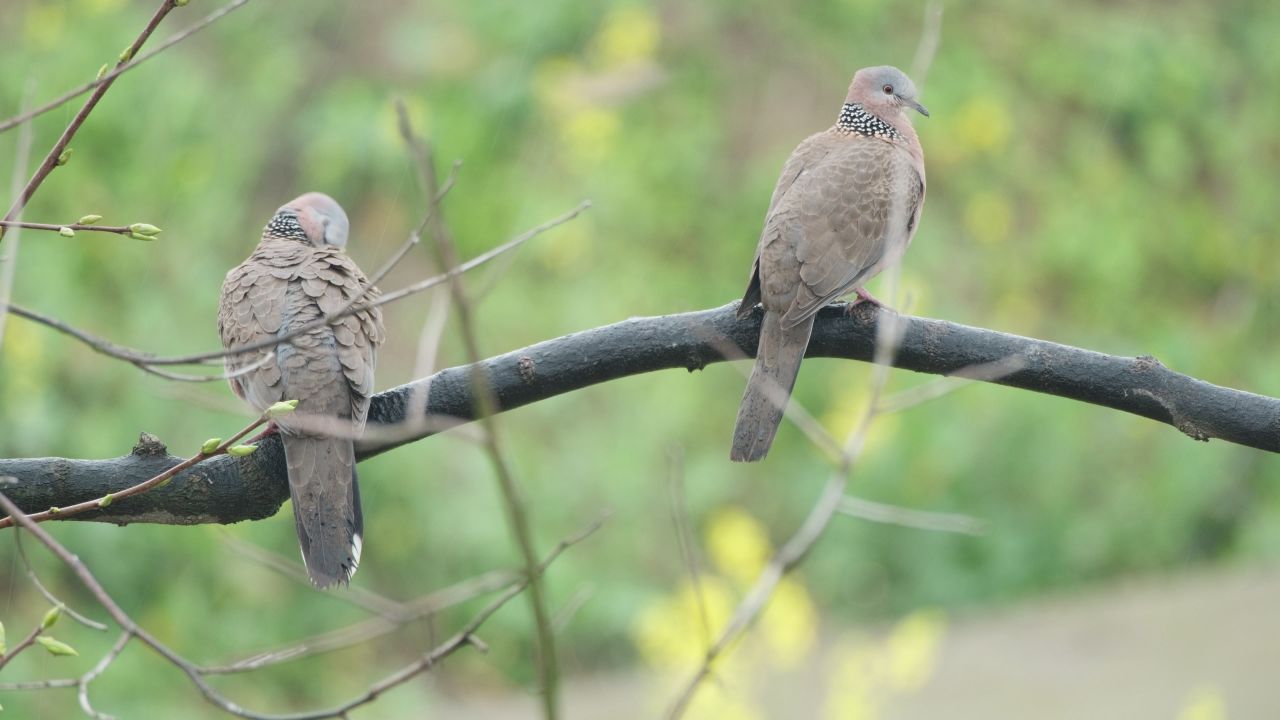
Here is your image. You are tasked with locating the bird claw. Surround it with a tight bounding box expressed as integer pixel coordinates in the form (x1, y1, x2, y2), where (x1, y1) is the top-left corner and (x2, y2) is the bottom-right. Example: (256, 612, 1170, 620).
(844, 288, 887, 316)
(853, 288, 883, 306)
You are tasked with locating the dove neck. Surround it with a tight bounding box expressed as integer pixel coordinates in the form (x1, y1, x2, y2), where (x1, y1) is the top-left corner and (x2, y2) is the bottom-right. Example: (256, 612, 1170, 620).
(835, 103, 901, 140)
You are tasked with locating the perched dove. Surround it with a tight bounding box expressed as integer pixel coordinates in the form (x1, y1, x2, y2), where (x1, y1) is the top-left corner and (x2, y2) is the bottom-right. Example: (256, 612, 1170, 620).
(219, 192, 385, 587)
(730, 66, 928, 462)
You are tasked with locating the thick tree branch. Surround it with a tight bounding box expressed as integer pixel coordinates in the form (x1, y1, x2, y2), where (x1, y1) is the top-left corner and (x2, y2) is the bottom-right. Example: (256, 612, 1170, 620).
(2, 302, 1276, 525)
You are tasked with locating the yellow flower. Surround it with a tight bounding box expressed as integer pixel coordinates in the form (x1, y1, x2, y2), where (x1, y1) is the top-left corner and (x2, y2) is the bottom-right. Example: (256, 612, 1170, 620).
(759, 578, 817, 667)
(964, 191, 1013, 246)
(1177, 685, 1228, 720)
(591, 6, 660, 68)
(884, 610, 946, 691)
(955, 97, 1011, 154)
(706, 506, 771, 586)
(632, 577, 734, 669)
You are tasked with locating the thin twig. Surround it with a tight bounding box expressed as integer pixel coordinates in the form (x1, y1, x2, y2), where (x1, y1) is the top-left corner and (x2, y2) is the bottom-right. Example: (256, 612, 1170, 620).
(0, 409, 270, 529)
(77, 632, 132, 720)
(2, 0, 181, 238)
(15, 531, 109, 630)
(839, 496, 985, 535)
(5, 201, 588, 376)
(0, 623, 44, 672)
(0, 81, 35, 355)
(396, 99, 562, 720)
(0, 220, 139, 237)
(0, 0, 255, 135)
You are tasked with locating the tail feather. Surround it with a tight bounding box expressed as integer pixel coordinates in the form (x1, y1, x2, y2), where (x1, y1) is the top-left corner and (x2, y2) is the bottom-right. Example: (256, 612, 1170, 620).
(281, 435, 363, 588)
(730, 311, 813, 462)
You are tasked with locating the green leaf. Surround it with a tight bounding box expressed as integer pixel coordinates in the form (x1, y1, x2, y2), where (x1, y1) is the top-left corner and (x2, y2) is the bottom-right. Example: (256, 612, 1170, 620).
(41, 605, 62, 630)
(227, 444, 258, 457)
(36, 636, 79, 657)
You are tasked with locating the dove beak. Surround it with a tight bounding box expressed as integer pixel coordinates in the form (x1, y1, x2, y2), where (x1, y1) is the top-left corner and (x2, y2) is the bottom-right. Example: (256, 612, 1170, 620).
(905, 98, 929, 117)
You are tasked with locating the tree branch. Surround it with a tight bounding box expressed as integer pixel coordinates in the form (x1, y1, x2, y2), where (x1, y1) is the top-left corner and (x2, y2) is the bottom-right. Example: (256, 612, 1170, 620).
(3, 302, 1276, 524)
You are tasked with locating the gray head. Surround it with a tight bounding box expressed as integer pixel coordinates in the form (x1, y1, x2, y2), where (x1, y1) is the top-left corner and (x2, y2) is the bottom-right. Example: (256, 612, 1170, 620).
(846, 66, 928, 119)
(264, 192, 350, 248)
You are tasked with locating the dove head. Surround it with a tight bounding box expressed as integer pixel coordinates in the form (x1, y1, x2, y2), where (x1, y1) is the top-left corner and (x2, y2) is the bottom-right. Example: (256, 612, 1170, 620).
(847, 66, 928, 121)
(264, 192, 350, 248)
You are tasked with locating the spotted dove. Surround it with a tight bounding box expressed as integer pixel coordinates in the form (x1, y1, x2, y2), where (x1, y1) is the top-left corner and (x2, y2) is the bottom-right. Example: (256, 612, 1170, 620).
(219, 193, 385, 587)
(730, 66, 928, 462)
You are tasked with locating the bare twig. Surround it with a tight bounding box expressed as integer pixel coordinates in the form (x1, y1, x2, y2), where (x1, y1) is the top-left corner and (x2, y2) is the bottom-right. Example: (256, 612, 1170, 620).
(0, 623, 44, 672)
(5, 200, 588, 378)
(666, 448, 712, 648)
(910, 0, 944, 90)
(0, 82, 35, 355)
(15, 531, 109, 630)
(0, 0, 255, 135)
(0, 220, 144, 237)
(838, 496, 985, 535)
(77, 632, 131, 720)
(2, 0, 182, 239)
(396, 100, 562, 720)
(0, 492, 600, 719)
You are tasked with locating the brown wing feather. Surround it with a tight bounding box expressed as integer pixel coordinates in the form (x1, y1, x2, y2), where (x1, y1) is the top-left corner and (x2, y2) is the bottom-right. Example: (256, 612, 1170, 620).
(782, 140, 923, 326)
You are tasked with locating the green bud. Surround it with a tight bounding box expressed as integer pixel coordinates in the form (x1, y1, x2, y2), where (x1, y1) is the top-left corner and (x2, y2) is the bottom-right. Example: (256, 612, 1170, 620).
(96, 64, 109, 81)
(56, 148, 72, 166)
(174, 0, 190, 6)
(201, 437, 222, 454)
(129, 231, 155, 241)
(36, 636, 79, 657)
(41, 605, 63, 630)
(1, 620, 7, 655)
(227, 444, 258, 457)
(48, 506, 61, 515)
(58, 227, 75, 238)
(98, 494, 114, 508)
(77, 214, 103, 225)
(129, 223, 162, 236)
(267, 399, 299, 418)
(155, 476, 174, 489)
(119, 46, 134, 64)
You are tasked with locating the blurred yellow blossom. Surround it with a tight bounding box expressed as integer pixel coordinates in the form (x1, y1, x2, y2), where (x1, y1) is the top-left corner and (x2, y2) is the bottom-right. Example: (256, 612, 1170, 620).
(759, 577, 818, 668)
(24, 4, 66, 50)
(591, 6, 660, 68)
(1177, 685, 1228, 720)
(706, 506, 771, 585)
(884, 610, 946, 691)
(955, 97, 1011, 154)
(964, 191, 1013, 245)
(686, 683, 764, 720)
(633, 576, 734, 668)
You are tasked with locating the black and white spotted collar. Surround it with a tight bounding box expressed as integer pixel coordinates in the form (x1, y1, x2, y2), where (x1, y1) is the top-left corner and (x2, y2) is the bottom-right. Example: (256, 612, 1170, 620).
(836, 103, 901, 140)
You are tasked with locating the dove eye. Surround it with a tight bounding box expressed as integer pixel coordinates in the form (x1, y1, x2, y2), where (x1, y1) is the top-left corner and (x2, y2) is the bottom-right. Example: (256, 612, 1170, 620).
(882, 84, 894, 94)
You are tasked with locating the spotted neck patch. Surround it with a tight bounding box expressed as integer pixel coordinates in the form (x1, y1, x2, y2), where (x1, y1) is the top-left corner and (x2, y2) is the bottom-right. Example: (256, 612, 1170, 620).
(836, 103, 901, 140)
(263, 210, 310, 243)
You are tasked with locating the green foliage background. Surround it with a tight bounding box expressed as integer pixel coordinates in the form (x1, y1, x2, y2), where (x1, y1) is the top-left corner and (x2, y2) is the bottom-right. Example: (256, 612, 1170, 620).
(1, 0, 1277, 716)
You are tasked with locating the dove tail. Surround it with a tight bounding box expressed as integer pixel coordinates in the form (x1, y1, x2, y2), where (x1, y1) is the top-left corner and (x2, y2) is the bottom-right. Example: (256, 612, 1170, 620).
(281, 435, 364, 589)
(730, 311, 813, 462)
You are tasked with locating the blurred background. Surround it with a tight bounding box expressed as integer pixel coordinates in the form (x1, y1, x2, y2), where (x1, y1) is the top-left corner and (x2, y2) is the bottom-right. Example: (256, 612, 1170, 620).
(1, 0, 1279, 717)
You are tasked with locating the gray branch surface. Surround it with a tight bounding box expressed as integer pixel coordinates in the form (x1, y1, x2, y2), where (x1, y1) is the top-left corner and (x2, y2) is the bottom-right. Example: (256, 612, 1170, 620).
(3, 302, 1276, 526)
